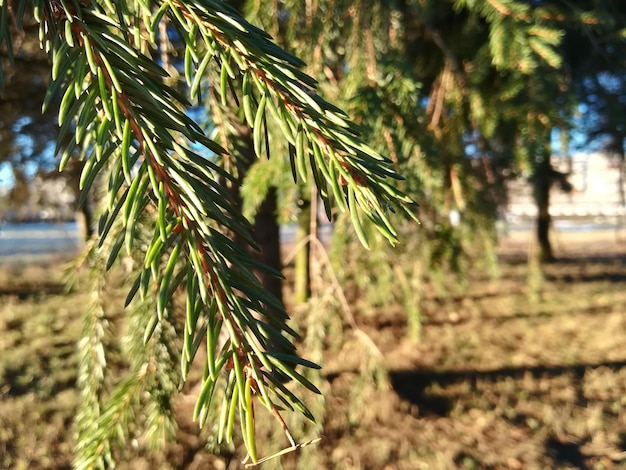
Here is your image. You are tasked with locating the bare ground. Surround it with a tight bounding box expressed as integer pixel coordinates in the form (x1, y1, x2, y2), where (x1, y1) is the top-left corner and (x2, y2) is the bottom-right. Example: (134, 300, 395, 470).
(1, 230, 625, 469)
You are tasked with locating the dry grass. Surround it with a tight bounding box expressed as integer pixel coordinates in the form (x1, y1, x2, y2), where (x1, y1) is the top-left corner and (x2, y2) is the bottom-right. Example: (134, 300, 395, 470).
(1, 230, 625, 469)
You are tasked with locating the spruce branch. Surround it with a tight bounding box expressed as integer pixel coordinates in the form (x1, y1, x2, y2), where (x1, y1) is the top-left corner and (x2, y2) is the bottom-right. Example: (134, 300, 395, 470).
(163, 0, 418, 246)
(1, 0, 415, 464)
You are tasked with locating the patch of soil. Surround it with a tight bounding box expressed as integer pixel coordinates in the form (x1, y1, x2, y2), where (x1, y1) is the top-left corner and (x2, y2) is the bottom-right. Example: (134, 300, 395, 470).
(1, 230, 626, 469)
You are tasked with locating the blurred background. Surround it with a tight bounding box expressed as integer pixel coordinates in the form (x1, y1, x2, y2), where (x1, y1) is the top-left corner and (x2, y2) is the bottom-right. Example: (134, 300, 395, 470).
(1, 1, 626, 469)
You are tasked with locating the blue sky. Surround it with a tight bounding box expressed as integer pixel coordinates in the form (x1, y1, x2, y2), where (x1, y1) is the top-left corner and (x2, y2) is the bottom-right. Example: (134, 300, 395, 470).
(0, 103, 612, 192)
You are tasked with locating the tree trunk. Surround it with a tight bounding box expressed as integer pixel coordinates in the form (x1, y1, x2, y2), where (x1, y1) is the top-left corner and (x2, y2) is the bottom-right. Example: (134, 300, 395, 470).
(225, 119, 285, 329)
(533, 155, 555, 262)
(293, 191, 312, 303)
(249, 186, 283, 305)
(536, 206, 552, 261)
(66, 159, 95, 242)
(75, 203, 95, 241)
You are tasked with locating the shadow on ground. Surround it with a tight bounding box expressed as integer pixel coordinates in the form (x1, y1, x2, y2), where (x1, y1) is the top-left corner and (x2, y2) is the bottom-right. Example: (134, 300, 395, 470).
(389, 359, 626, 416)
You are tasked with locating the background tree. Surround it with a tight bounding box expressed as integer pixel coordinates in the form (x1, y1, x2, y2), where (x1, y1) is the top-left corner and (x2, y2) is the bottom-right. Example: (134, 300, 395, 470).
(253, 0, 570, 312)
(0, 10, 57, 213)
(263, 0, 625, 272)
(0, 9, 97, 233)
(562, 0, 626, 207)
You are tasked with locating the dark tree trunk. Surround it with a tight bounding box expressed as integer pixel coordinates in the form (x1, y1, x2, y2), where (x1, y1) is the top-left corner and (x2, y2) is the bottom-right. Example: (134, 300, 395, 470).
(225, 119, 285, 329)
(248, 186, 283, 304)
(76, 203, 95, 240)
(536, 207, 552, 261)
(533, 156, 555, 262)
(66, 159, 95, 241)
(75, 161, 94, 241)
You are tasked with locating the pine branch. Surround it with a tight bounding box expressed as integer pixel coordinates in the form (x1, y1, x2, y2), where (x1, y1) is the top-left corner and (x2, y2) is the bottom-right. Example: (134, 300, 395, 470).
(163, 0, 417, 246)
(455, 0, 565, 72)
(16, 0, 417, 464)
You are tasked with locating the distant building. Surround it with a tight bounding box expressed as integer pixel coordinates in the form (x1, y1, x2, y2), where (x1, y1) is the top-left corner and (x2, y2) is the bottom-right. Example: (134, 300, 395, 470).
(30, 174, 76, 220)
(0, 172, 76, 222)
(506, 153, 624, 220)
